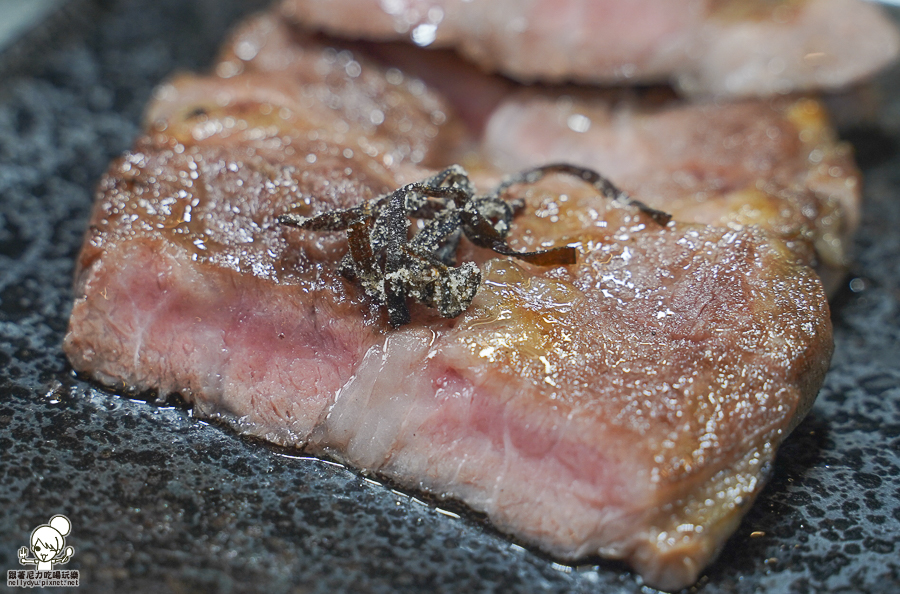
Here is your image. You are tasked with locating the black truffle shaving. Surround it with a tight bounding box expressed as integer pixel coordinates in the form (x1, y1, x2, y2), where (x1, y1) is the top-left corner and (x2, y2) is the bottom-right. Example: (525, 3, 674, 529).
(278, 163, 671, 327)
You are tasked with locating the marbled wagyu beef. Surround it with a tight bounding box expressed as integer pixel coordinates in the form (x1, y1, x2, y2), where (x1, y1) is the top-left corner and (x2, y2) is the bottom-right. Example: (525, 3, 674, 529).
(65, 10, 838, 592)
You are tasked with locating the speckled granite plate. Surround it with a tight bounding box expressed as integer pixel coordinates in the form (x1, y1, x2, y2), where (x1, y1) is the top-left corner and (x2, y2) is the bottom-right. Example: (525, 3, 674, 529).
(1, 1, 898, 592)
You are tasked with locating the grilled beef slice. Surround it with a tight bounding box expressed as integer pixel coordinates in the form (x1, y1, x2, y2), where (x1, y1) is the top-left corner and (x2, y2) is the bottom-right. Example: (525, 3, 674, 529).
(279, 0, 899, 97)
(65, 14, 835, 591)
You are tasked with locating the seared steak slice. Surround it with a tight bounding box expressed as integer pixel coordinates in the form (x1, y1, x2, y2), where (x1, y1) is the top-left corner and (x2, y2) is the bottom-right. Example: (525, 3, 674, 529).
(279, 0, 899, 97)
(65, 15, 834, 591)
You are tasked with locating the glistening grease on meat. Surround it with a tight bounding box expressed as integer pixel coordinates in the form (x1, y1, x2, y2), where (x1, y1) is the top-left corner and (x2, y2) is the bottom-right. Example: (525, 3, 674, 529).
(482, 90, 861, 294)
(66, 10, 836, 592)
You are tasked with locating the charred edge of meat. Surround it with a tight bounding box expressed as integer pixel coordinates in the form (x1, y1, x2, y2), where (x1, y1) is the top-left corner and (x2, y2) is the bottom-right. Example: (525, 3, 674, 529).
(278, 163, 666, 327)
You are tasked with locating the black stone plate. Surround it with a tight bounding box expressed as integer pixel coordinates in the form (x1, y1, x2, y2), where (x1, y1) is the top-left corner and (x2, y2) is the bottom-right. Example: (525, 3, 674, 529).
(1, 1, 898, 592)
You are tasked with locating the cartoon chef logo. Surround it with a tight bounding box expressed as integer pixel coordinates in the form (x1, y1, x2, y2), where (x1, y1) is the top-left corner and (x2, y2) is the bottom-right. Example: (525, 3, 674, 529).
(18, 515, 75, 571)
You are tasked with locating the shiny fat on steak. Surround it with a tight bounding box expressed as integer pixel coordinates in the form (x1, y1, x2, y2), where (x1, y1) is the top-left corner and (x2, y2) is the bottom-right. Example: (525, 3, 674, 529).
(65, 20, 834, 593)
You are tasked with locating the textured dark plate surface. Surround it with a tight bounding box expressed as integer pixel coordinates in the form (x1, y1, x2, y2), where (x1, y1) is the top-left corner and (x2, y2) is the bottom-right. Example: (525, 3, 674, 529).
(1, 1, 899, 592)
